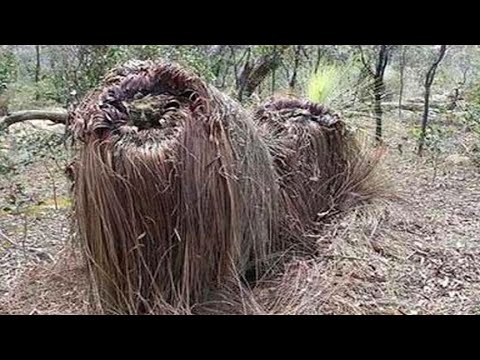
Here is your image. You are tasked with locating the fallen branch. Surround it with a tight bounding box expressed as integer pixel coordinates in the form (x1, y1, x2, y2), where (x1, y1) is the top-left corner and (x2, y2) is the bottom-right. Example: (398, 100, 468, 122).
(342, 102, 444, 116)
(382, 102, 443, 113)
(0, 228, 18, 248)
(0, 109, 68, 131)
(0, 228, 55, 262)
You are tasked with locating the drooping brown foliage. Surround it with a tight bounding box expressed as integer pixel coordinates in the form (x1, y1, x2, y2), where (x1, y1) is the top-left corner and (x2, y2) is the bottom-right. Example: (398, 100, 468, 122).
(68, 60, 385, 315)
(68, 60, 278, 314)
(254, 97, 385, 248)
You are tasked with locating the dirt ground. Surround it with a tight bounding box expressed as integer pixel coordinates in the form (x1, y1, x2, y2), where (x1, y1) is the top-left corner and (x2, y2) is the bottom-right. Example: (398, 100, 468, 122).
(1, 110, 479, 315)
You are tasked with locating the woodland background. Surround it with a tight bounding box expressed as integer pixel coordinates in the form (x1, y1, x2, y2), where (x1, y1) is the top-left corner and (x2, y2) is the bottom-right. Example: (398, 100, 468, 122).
(0, 45, 479, 315)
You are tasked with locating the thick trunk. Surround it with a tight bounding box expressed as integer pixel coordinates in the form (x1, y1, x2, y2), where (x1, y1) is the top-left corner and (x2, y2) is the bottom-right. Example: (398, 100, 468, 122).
(238, 46, 289, 101)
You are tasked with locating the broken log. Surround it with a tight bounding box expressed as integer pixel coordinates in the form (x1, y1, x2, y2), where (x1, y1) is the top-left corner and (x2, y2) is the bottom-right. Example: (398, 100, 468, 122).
(0, 109, 68, 131)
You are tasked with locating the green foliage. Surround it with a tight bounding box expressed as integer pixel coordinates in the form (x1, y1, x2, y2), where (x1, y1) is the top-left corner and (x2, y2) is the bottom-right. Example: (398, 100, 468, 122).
(462, 99, 480, 167)
(254, 45, 278, 56)
(7, 80, 59, 111)
(1, 182, 30, 214)
(463, 83, 480, 135)
(43, 45, 217, 105)
(0, 125, 69, 215)
(0, 49, 18, 93)
(0, 128, 66, 177)
(425, 125, 447, 154)
(307, 64, 340, 103)
(0, 49, 18, 113)
(46, 45, 121, 104)
(463, 105, 480, 135)
(306, 59, 362, 107)
(164, 46, 215, 82)
(410, 123, 449, 159)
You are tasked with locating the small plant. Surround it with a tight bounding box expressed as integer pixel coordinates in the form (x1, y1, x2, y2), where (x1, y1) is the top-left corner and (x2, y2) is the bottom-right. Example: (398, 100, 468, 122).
(462, 88, 480, 167)
(3, 183, 30, 214)
(306, 59, 365, 110)
(1, 129, 66, 175)
(412, 123, 449, 181)
(0, 49, 18, 115)
(463, 104, 480, 135)
(307, 64, 341, 104)
(0, 49, 18, 93)
(0, 128, 69, 215)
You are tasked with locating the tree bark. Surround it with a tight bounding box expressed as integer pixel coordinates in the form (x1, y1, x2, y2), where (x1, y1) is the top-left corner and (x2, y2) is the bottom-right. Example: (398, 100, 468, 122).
(35, 45, 41, 101)
(271, 57, 276, 95)
(314, 46, 323, 73)
(418, 45, 447, 156)
(359, 45, 391, 144)
(233, 46, 251, 95)
(289, 46, 302, 90)
(373, 77, 384, 143)
(237, 45, 290, 101)
(398, 46, 407, 120)
(0, 109, 67, 131)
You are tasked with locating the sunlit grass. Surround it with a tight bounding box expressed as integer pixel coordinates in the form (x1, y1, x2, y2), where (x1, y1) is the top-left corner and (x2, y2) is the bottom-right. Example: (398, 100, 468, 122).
(307, 64, 342, 104)
(306, 59, 368, 110)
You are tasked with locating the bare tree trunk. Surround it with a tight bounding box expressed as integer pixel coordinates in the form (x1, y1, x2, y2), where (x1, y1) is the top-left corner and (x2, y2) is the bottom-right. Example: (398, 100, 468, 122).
(220, 48, 236, 89)
(271, 46, 277, 95)
(234, 47, 251, 100)
(398, 46, 407, 120)
(418, 45, 447, 156)
(271, 64, 276, 96)
(373, 77, 384, 143)
(35, 45, 41, 101)
(220, 61, 229, 89)
(238, 45, 290, 101)
(289, 46, 302, 90)
(314, 46, 323, 73)
(351, 67, 369, 108)
(447, 67, 468, 111)
(375, 46, 391, 144)
(359, 45, 391, 144)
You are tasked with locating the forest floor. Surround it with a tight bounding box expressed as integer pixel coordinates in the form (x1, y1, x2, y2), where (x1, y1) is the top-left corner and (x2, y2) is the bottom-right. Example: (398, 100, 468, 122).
(0, 110, 479, 315)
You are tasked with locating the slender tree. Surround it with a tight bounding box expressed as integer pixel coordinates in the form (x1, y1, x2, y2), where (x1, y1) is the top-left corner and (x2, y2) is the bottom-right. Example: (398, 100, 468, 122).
(358, 45, 393, 143)
(418, 45, 447, 156)
(398, 45, 407, 120)
(289, 45, 302, 90)
(34, 45, 41, 101)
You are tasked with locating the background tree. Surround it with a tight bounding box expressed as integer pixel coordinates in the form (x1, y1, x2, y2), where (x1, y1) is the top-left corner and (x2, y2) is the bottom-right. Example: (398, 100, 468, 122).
(34, 45, 41, 101)
(357, 45, 394, 143)
(0, 46, 18, 115)
(418, 45, 447, 156)
(237, 45, 290, 101)
(398, 45, 407, 120)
